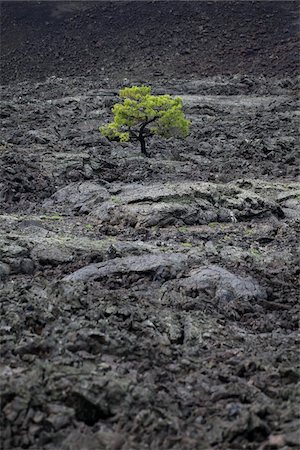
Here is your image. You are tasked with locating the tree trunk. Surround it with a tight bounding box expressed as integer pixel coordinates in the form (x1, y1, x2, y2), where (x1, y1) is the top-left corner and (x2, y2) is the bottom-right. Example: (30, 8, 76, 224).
(138, 118, 158, 157)
(139, 135, 149, 157)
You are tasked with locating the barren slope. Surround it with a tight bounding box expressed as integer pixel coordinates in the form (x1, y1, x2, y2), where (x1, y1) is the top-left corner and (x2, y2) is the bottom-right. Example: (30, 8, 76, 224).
(1, 1, 299, 84)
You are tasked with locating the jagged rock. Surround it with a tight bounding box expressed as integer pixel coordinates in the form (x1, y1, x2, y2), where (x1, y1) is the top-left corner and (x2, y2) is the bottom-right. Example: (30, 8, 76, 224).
(11, 257, 35, 275)
(1, 72, 299, 450)
(26, 130, 54, 145)
(0, 262, 11, 278)
(0, 240, 34, 275)
(178, 265, 266, 303)
(64, 253, 188, 283)
(60, 429, 123, 450)
(163, 265, 267, 318)
(92, 181, 282, 227)
(0, 149, 54, 209)
(0, 242, 28, 259)
(44, 181, 109, 213)
(31, 244, 74, 266)
(45, 404, 75, 431)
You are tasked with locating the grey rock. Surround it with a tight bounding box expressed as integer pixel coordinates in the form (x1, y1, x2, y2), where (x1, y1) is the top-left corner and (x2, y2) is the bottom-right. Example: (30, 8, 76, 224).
(162, 264, 267, 319)
(27, 130, 54, 144)
(95, 429, 125, 450)
(285, 429, 300, 447)
(64, 253, 188, 282)
(178, 265, 266, 304)
(0, 261, 11, 278)
(44, 181, 109, 212)
(0, 243, 27, 258)
(282, 208, 300, 219)
(1, 76, 299, 450)
(19, 258, 35, 274)
(19, 225, 50, 238)
(31, 245, 74, 266)
(61, 430, 102, 450)
(3, 396, 29, 422)
(41, 151, 88, 181)
(45, 404, 75, 431)
(92, 181, 281, 227)
(83, 164, 93, 179)
(169, 265, 267, 319)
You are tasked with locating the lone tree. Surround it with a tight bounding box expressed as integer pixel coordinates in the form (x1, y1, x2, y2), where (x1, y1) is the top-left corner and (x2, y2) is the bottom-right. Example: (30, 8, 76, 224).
(100, 85, 190, 157)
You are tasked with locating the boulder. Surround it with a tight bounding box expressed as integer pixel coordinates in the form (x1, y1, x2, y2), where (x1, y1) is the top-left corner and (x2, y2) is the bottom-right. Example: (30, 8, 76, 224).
(44, 181, 109, 213)
(31, 245, 74, 266)
(0, 262, 11, 278)
(64, 253, 188, 283)
(178, 265, 267, 304)
(163, 264, 267, 318)
(92, 181, 282, 227)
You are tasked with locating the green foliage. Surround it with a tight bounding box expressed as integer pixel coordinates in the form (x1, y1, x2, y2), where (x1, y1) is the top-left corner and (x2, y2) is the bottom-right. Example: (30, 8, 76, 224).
(178, 226, 188, 233)
(111, 195, 121, 204)
(100, 85, 190, 155)
(40, 214, 62, 221)
(181, 242, 193, 248)
(250, 248, 262, 258)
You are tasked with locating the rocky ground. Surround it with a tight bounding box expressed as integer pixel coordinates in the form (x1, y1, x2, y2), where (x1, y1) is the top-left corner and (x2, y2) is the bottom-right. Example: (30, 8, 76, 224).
(1, 1, 300, 450)
(1, 74, 299, 450)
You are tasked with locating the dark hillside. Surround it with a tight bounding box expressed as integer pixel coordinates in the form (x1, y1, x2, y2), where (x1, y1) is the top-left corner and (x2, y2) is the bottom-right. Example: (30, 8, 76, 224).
(1, 0, 299, 84)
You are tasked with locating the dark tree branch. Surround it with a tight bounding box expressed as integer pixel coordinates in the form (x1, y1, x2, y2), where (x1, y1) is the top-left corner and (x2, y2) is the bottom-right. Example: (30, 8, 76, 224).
(139, 116, 158, 135)
(128, 117, 159, 157)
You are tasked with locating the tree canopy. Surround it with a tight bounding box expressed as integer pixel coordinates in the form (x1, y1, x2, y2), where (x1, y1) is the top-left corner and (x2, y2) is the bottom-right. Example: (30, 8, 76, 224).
(100, 86, 190, 156)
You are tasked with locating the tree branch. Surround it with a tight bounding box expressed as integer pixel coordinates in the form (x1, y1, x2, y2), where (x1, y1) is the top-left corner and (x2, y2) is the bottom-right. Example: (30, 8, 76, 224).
(139, 116, 158, 137)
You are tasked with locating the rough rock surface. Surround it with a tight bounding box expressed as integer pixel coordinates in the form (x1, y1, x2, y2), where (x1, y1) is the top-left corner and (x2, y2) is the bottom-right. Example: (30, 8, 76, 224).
(91, 181, 284, 227)
(1, 76, 299, 450)
(44, 181, 110, 213)
(163, 265, 267, 319)
(64, 253, 188, 283)
(178, 265, 267, 303)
